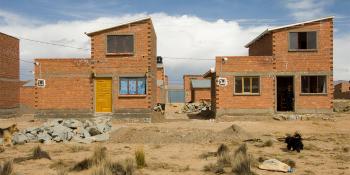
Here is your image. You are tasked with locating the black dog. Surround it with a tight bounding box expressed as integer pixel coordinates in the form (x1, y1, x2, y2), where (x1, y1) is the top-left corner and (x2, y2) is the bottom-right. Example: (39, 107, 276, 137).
(285, 133, 304, 153)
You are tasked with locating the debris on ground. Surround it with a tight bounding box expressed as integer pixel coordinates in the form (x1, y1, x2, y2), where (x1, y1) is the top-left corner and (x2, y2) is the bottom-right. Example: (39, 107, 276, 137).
(12, 117, 112, 145)
(333, 100, 350, 112)
(258, 159, 292, 172)
(181, 101, 211, 113)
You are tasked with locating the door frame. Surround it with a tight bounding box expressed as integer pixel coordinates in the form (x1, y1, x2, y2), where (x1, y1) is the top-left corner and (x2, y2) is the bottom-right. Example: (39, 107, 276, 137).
(275, 75, 295, 112)
(94, 76, 114, 113)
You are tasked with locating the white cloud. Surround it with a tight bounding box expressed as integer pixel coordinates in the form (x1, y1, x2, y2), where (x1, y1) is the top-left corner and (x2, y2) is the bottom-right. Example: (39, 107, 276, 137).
(0, 11, 267, 82)
(285, 0, 334, 20)
(334, 34, 350, 80)
(0, 9, 348, 82)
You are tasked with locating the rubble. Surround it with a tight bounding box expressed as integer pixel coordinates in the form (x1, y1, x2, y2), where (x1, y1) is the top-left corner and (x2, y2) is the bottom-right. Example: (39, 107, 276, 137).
(12, 116, 112, 145)
(258, 159, 292, 172)
(181, 101, 211, 113)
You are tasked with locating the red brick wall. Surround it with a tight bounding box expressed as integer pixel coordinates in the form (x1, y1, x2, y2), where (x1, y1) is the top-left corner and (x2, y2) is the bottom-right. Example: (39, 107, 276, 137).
(192, 88, 211, 102)
(215, 56, 274, 114)
(272, 18, 333, 112)
(33, 18, 157, 115)
(215, 18, 333, 115)
(20, 86, 35, 110)
(183, 75, 205, 103)
(0, 33, 19, 110)
(248, 33, 273, 56)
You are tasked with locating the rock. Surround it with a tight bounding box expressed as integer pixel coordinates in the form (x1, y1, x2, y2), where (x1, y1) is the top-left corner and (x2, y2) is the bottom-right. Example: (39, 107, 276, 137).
(12, 133, 29, 145)
(273, 116, 282, 121)
(75, 127, 91, 138)
(92, 133, 109, 142)
(53, 136, 63, 142)
(51, 124, 72, 141)
(258, 159, 291, 172)
(63, 119, 83, 129)
(96, 123, 111, 133)
(37, 132, 52, 143)
(83, 120, 94, 128)
(71, 136, 93, 144)
(66, 131, 74, 141)
(87, 127, 102, 136)
(25, 133, 37, 141)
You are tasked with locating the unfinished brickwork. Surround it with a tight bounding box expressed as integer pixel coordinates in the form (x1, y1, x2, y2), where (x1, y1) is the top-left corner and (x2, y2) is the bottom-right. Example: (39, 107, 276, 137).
(34, 18, 157, 118)
(19, 85, 36, 113)
(191, 88, 211, 102)
(213, 17, 334, 116)
(0, 32, 20, 117)
(334, 82, 350, 99)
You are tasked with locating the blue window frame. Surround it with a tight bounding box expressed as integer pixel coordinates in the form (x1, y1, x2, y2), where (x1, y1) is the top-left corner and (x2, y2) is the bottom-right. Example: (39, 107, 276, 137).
(119, 77, 146, 95)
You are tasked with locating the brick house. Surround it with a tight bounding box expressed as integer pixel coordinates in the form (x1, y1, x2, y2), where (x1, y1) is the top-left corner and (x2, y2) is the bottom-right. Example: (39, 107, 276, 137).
(33, 17, 158, 118)
(0, 32, 20, 117)
(334, 81, 350, 99)
(183, 75, 211, 103)
(156, 56, 168, 105)
(205, 17, 334, 116)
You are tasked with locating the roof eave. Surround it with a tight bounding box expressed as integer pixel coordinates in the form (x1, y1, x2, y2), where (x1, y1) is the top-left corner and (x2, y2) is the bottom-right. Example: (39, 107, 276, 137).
(85, 17, 151, 37)
(244, 16, 334, 48)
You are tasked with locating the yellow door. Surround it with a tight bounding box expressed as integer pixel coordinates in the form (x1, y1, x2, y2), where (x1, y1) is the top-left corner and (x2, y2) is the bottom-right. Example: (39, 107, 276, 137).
(95, 78, 112, 112)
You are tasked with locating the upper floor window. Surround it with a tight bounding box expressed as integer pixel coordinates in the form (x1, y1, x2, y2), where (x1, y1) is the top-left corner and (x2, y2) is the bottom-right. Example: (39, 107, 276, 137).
(235, 76, 260, 95)
(289, 31, 317, 51)
(301, 76, 326, 94)
(107, 35, 134, 54)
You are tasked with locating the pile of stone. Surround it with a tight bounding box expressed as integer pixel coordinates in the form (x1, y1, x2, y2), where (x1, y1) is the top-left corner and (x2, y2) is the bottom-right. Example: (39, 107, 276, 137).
(12, 117, 112, 145)
(181, 101, 211, 113)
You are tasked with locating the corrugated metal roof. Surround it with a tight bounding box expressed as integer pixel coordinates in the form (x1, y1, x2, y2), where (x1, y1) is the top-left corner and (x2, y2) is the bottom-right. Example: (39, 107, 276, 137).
(191, 80, 211, 89)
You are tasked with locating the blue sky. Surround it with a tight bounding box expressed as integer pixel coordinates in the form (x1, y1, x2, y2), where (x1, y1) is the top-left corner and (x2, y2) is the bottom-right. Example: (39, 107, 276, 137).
(1, 0, 350, 82)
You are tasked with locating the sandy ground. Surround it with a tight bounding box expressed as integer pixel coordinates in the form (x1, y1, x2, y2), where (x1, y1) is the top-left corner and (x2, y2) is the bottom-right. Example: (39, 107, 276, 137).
(0, 109, 349, 175)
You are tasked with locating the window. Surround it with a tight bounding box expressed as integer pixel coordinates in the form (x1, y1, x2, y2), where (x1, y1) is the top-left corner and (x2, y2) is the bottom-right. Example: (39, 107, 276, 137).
(301, 76, 326, 94)
(289, 32, 317, 50)
(107, 35, 134, 54)
(235, 76, 260, 94)
(119, 77, 146, 95)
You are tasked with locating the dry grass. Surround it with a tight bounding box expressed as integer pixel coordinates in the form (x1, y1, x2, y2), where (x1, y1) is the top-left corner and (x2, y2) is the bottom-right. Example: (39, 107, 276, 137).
(231, 144, 255, 175)
(68, 144, 90, 153)
(203, 162, 224, 174)
(91, 162, 113, 175)
(0, 160, 14, 175)
(71, 146, 107, 171)
(32, 145, 51, 160)
(262, 139, 274, 147)
(217, 144, 231, 167)
(135, 148, 146, 168)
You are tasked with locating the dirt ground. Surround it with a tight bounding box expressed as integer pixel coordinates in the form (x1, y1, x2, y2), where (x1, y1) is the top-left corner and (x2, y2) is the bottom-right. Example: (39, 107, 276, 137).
(0, 107, 349, 174)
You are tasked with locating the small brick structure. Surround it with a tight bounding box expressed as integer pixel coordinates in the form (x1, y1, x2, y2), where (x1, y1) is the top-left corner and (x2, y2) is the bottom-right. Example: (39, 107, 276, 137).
(334, 81, 350, 99)
(183, 75, 211, 103)
(31, 17, 158, 118)
(205, 17, 334, 116)
(0, 32, 20, 117)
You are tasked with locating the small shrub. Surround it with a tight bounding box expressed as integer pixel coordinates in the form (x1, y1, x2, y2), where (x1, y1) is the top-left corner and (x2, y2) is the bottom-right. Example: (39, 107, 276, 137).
(32, 145, 51, 160)
(72, 146, 107, 171)
(231, 144, 255, 175)
(343, 147, 349, 153)
(135, 148, 146, 168)
(50, 159, 68, 170)
(217, 144, 231, 167)
(123, 158, 136, 175)
(0, 160, 13, 175)
(217, 144, 229, 157)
